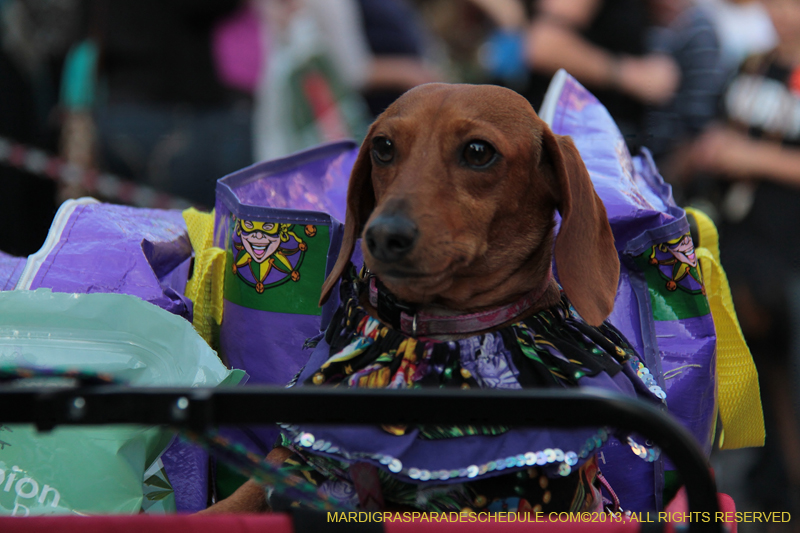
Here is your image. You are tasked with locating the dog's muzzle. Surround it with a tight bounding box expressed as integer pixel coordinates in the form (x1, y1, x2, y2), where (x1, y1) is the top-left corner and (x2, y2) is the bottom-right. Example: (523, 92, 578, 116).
(364, 213, 418, 263)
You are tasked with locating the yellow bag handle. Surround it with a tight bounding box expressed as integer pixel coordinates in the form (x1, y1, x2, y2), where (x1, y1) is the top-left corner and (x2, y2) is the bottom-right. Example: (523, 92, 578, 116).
(686, 207, 764, 449)
(183, 208, 226, 348)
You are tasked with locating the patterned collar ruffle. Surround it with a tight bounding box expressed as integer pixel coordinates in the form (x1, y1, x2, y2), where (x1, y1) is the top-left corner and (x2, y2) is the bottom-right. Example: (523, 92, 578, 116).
(315, 266, 630, 393)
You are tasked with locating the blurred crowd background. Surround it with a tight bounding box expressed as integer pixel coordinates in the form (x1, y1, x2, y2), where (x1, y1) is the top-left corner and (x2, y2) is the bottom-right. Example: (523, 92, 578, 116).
(1, 0, 798, 530)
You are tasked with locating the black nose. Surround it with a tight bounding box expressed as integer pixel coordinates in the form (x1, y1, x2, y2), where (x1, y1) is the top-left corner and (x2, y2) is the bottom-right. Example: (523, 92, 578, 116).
(365, 214, 418, 262)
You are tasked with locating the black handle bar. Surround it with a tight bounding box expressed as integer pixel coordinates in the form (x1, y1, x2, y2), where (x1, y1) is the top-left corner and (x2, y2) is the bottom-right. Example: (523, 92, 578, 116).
(0, 385, 720, 532)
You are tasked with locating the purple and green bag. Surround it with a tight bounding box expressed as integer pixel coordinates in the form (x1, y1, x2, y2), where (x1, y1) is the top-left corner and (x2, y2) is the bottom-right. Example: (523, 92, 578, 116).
(211, 141, 356, 470)
(213, 141, 357, 386)
(540, 71, 718, 510)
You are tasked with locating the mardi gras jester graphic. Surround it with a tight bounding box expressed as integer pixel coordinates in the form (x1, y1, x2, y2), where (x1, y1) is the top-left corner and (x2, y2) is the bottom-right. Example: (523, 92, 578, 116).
(231, 219, 317, 294)
(648, 233, 704, 295)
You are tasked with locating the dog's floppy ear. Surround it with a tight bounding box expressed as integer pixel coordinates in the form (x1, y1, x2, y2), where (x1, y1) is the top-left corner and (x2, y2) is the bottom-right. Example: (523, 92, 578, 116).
(542, 128, 619, 326)
(319, 136, 376, 305)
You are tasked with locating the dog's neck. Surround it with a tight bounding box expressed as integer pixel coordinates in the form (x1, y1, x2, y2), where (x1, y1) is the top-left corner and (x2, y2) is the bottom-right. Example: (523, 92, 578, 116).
(361, 271, 560, 339)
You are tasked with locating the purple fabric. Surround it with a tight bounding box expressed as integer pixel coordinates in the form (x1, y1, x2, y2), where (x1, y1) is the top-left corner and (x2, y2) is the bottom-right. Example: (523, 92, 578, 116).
(214, 140, 356, 237)
(607, 263, 647, 355)
(232, 146, 353, 222)
(220, 300, 321, 385)
(214, 141, 354, 328)
(600, 262, 663, 512)
(657, 315, 717, 456)
(160, 438, 209, 513)
(158, 257, 195, 322)
(27, 203, 193, 320)
(290, 337, 653, 485)
(547, 75, 685, 248)
(0, 251, 25, 290)
(159, 256, 192, 294)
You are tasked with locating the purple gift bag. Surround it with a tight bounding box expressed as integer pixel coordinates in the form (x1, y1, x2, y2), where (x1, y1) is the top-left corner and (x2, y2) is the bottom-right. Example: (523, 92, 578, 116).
(541, 70, 717, 510)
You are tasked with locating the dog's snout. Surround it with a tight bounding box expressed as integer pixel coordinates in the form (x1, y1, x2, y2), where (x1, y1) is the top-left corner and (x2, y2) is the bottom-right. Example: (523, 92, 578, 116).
(365, 214, 418, 262)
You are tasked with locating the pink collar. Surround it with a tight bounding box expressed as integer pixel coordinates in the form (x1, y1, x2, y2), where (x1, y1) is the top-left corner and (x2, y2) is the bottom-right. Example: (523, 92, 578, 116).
(367, 274, 552, 337)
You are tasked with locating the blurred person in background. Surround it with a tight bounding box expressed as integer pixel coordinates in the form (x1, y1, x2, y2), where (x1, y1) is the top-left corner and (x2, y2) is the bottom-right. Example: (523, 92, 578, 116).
(0, 0, 76, 255)
(86, 0, 251, 208)
(252, 0, 372, 162)
(682, 0, 800, 517)
(356, 0, 443, 117)
(644, 0, 727, 180)
(252, 0, 441, 162)
(524, 0, 681, 149)
(411, 0, 526, 86)
(697, 0, 777, 71)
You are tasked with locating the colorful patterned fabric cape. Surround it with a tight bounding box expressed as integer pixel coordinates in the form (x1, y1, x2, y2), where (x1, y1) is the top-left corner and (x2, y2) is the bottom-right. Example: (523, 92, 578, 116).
(278, 266, 665, 513)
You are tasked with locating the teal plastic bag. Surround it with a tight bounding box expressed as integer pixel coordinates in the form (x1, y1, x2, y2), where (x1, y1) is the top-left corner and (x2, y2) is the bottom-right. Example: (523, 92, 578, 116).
(0, 290, 244, 516)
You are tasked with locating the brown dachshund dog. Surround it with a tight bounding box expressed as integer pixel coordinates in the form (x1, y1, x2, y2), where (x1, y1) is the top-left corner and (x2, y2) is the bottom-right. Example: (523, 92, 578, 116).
(321, 82, 618, 326)
(203, 83, 619, 513)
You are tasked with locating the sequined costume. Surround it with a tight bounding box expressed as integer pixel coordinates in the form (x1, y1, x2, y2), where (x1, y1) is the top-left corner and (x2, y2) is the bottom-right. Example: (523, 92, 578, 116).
(277, 265, 665, 513)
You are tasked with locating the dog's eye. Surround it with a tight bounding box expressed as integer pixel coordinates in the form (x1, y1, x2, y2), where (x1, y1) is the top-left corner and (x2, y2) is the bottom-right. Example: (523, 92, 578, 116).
(371, 137, 395, 164)
(463, 141, 496, 168)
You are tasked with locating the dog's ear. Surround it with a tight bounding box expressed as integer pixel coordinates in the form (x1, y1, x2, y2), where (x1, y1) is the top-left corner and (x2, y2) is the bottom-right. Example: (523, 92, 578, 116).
(319, 136, 376, 305)
(542, 129, 619, 326)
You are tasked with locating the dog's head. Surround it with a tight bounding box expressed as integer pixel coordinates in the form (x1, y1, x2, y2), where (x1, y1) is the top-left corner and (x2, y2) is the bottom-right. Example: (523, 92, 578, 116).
(321, 83, 618, 326)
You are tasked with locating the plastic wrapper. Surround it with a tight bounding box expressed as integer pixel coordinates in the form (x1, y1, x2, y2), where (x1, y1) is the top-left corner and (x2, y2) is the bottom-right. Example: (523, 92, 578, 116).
(0, 289, 243, 516)
(12, 197, 215, 512)
(0, 251, 25, 290)
(16, 198, 193, 320)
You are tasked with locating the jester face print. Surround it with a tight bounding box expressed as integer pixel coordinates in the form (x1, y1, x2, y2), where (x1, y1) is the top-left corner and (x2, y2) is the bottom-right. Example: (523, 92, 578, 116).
(648, 234, 703, 294)
(664, 234, 697, 268)
(239, 221, 282, 264)
(222, 213, 329, 316)
(232, 219, 315, 294)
